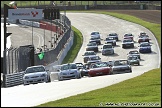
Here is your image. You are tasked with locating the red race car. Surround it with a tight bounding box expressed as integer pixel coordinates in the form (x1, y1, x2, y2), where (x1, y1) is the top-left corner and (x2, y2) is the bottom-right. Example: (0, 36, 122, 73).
(124, 33, 134, 41)
(88, 62, 112, 77)
(138, 35, 150, 43)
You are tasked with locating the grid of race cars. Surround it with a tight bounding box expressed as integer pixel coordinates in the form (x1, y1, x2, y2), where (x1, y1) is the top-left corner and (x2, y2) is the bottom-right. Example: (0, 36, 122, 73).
(23, 31, 152, 85)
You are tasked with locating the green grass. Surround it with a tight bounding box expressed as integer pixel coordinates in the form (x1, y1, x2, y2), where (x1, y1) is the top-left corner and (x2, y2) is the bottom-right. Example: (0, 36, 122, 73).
(37, 68, 161, 107)
(61, 26, 83, 64)
(36, 11, 161, 107)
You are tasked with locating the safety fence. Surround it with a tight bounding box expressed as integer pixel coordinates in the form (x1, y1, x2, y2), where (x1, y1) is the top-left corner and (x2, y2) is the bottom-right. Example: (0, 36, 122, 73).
(2, 14, 70, 73)
(34, 26, 72, 66)
(2, 45, 35, 75)
(5, 47, 19, 74)
(2, 14, 73, 87)
(2, 30, 74, 88)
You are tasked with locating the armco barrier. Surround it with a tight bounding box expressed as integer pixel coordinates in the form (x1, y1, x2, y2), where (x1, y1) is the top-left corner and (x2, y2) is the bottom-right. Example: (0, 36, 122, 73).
(18, 19, 63, 31)
(19, 19, 40, 28)
(33, 22, 40, 27)
(4, 71, 24, 87)
(39, 21, 62, 33)
(39, 21, 56, 31)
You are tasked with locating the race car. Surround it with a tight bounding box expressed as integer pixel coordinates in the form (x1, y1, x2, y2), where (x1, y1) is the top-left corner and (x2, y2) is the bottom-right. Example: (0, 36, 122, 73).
(138, 35, 150, 43)
(123, 33, 134, 41)
(107, 33, 119, 41)
(82, 51, 96, 63)
(111, 60, 132, 74)
(122, 39, 134, 48)
(89, 36, 101, 45)
(138, 42, 152, 53)
(23, 65, 51, 85)
(127, 50, 141, 60)
(101, 43, 114, 55)
(90, 31, 101, 39)
(127, 55, 140, 66)
(87, 55, 101, 65)
(86, 42, 99, 52)
(79, 63, 90, 77)
(105, 37, 116, 46)
(57, 63, 82, 81)
(88, 62, 113, 77)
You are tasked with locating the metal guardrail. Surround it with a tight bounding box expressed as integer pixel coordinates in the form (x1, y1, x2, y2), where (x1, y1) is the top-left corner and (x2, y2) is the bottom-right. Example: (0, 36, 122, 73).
(4, 71, 24, 87)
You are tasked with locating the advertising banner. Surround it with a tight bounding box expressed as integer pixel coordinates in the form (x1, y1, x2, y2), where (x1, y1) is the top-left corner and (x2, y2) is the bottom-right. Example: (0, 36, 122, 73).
(8, 9, 43, 19)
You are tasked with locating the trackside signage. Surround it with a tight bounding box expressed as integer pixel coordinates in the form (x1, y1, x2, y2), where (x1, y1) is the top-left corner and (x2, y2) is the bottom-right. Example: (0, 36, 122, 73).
(8, 9, 43, 19)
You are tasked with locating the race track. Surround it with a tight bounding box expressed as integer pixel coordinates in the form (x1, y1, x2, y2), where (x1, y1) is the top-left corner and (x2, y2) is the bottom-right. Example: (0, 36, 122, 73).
(1, 13, 160, 107)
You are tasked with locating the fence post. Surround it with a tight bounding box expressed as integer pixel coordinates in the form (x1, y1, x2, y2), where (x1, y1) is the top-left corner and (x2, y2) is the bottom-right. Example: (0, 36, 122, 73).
(11, 48, 17, 73)
(7, 48, 11, 74)
(15, 48, 19, 72)
(3, 49, 7, 87)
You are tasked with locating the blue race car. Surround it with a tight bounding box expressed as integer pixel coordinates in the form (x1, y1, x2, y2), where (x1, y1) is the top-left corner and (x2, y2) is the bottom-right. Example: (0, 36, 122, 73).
(138, 42, 152, 53)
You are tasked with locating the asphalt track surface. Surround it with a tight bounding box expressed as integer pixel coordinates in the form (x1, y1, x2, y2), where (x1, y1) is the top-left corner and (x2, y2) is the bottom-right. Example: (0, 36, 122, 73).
(6, 23, 59, 52)
(1, 12, 161, 107)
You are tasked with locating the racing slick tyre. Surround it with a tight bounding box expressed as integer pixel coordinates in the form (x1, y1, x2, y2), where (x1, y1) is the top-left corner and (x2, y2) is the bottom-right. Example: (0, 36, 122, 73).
(58, 76, 63, 81)
(109, 70, 114, 75)
(81, 72, 84, 77)
(78, 73, 82, 79)
(88, 74, 91, 77)
(99, 42, 101, 45)
(122, 45, 125, 48)
(47, 76, 51, 83)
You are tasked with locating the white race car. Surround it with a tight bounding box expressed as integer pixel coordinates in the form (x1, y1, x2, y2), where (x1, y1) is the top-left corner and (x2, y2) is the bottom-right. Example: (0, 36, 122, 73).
(87, 55, 101, 65)
(57, 63, 81, 81)
(23, 65, 51, 85)
(101, 43, 114, 55)
(90, 31, 101, 39)
(127, 50, 141, 60)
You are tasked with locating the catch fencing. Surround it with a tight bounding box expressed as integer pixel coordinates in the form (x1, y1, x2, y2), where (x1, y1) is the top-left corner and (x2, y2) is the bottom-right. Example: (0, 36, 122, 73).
(34, 26, 72, 66)
(2, 15, 72, 87)
(2, 30, 74, 87)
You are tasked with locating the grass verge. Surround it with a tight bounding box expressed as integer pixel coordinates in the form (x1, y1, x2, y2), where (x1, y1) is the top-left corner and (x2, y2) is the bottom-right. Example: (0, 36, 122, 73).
(61, 26, 83, 64)
(37, 68, 161, 107)
(36, 11, 161, 107)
